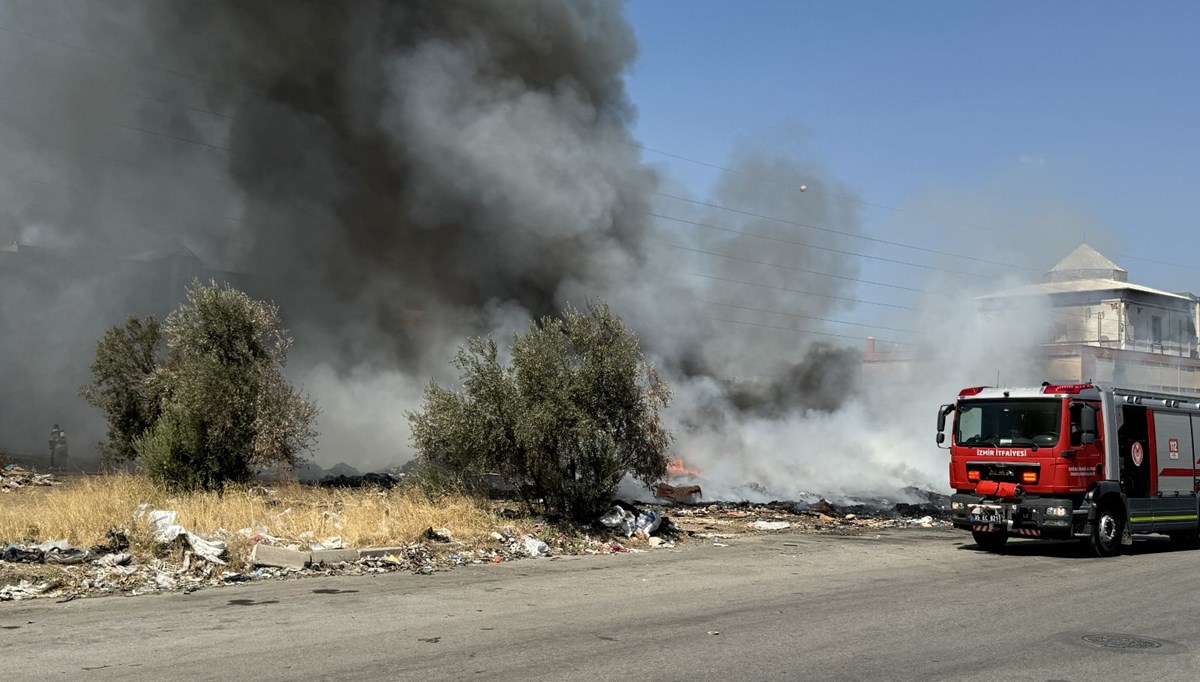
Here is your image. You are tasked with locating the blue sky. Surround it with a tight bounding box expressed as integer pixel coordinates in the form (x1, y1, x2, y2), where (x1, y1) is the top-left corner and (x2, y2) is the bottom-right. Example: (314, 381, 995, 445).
(623, 2, 1200, 297)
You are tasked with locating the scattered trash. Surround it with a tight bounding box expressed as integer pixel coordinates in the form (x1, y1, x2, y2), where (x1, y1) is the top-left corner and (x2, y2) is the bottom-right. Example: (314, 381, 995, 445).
(811, 499, 837, 515)
(655, 483, 702, 504)
(707, 631, 720, 636)
(308, 536, 347, 551)
(99, 553, 133, 567)
(751, 520, 791, 531)
(522, 536, 549, 558)
(44, 547, 92, 565)
(599, 505, 637, 537)
(317, 472, 400, 489)
(1, 544, 43, 564)
(0, 580, 51, 601)
(0, 465, 61, 493)
(146, 508, 228, 564)
(0, 485, 954, 603)
(635, 510, 662, 539)
(37, 539, 70, 552)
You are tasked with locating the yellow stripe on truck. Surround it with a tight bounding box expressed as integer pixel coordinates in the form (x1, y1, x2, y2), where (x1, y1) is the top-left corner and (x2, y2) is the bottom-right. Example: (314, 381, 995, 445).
(1129, 514, 1198, 523)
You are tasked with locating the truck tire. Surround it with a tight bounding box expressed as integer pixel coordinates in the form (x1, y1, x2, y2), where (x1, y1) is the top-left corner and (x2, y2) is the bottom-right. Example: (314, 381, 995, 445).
(971, 529, 1008, 552)
(1169, 529, 1200, 549)
(1089, 502, 1124, 558)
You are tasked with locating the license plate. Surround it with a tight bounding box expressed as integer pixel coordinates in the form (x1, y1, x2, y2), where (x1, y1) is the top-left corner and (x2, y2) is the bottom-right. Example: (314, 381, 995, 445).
(969, 513, 1002, 524)
(968, 505, 1003, 524)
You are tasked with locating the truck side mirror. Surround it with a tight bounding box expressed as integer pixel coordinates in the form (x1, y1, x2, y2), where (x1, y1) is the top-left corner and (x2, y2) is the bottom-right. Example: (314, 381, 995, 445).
(936, 404, 953, 449)
(937, 404, 952, 433)
(1081, 405, 1096, 434)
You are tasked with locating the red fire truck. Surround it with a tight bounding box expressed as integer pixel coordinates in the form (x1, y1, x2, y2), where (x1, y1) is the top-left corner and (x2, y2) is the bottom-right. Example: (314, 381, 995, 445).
(936, 382, 1200, 557)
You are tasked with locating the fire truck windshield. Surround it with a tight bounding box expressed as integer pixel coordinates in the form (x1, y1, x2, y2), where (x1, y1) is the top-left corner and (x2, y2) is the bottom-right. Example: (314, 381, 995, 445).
(955, 399, 1062, 448)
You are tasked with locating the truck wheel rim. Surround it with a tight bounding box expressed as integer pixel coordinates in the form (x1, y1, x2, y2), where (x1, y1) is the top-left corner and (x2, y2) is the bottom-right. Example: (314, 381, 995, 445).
(1099, 515, 1117, 543)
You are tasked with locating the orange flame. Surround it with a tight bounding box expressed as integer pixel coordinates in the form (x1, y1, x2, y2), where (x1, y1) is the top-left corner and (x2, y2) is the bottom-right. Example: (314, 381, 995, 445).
(666, 458, 701, 478)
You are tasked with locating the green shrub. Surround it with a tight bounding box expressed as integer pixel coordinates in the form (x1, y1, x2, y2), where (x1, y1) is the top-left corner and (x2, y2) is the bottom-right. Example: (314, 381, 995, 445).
(409, 303, 671, 521)
(82, 281, 318, 490)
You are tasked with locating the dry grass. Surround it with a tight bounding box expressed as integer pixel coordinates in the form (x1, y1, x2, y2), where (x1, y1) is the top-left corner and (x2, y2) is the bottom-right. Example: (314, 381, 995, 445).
(0, 474, 508, 555)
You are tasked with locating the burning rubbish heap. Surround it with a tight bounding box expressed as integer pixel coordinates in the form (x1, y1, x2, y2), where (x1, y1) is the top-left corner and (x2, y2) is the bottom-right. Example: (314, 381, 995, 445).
(632, 486, 952, 544)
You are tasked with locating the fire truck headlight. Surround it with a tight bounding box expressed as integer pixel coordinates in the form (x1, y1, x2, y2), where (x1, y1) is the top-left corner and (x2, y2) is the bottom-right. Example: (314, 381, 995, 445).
(1046, 506, 1069, 518)
(951, 501, 965, 511)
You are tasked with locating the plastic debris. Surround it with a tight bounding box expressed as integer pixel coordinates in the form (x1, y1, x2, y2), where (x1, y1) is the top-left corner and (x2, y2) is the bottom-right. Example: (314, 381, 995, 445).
(599, 505, 637, 537)
(0, 465, 61, 493)
(44, 547, 93, 565)
(635, 510, 662, 539)
(146, 508, 228, 564)
(99, 553, 133, 567)
(522, 536, 549, 558)
(309, 536, 347, 551)
(1, 544, 44, 563)
(0, 580, 51, 601)
(751, 520, 791, 531)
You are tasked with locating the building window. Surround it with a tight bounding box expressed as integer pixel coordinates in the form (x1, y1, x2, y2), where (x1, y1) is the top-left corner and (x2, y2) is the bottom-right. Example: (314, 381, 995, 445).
(1152, 316, 1163, 345)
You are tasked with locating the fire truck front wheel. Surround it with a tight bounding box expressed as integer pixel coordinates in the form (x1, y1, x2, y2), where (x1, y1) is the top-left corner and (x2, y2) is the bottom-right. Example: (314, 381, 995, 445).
(971, 529, 1008, 552)
(1089, 503, 1124, 558)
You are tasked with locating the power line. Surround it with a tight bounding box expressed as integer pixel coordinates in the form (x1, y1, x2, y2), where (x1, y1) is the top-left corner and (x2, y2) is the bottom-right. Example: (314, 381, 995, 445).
(633, 142, 985, 230)
(675, 270, 919, 311)
(0, 22, 259, 97)
(665, 242, 927, 294)
(652, 209, 1163, 325)
(638, 143, 1200, 275)
(707, 316, 911, 347)
(0, 123, 231, 189)
(9, 193, 253, 247)
(653, 190, 1035, 272)
(0, 168, 245, 227)
(649, 211, 989, 279)
(0, 97, 234, 156)
(702, 300, 921, 335)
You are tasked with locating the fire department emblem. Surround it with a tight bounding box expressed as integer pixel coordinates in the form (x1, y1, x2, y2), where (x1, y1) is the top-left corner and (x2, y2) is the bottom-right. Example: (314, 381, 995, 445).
(1131, 441, 1144, 467)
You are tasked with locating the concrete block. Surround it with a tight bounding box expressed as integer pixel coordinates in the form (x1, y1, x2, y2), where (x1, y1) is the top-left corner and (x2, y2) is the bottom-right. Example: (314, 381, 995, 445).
(250, 543, 310, 569)
(310, 548, 360, 566)
(357, 546, 409, 559)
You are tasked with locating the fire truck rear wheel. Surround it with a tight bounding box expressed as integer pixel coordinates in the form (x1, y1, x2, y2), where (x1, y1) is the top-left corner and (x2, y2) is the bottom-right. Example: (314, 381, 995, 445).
(971, 529, 1008, 552)
(1089, 503, 1124, 558)
(1168, 529, 1200, 549)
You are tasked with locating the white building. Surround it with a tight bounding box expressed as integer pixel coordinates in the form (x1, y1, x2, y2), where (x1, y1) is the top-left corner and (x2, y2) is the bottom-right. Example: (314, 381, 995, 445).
(981, 244, 1200, 393)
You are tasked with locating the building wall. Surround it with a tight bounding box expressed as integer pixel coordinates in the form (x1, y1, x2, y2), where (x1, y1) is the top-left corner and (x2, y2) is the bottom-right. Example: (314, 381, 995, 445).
(1123, 300, 1197, 357)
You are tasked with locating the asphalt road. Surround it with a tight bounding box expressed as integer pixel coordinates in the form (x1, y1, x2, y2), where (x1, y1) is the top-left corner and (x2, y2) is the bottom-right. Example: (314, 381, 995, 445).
(4, 529, 1200, 681)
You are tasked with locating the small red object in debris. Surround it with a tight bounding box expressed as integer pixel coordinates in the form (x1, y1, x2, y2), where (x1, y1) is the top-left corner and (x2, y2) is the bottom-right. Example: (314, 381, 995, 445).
(492, 555, 502, 564)
(655, 483, 702, 504)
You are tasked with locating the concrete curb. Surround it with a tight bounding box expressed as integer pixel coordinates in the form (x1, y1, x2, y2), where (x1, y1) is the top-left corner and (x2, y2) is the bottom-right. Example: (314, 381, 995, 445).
(251, 545, 412, 568)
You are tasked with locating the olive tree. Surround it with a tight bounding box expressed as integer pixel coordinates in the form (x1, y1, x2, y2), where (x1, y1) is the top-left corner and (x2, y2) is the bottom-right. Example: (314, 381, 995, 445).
(82, 281, 318, 489)
(409, 303, 672, 520)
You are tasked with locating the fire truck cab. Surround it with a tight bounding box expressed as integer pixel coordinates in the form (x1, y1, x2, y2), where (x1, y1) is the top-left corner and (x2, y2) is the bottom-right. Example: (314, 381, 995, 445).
(936, 382, 1200, 557)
